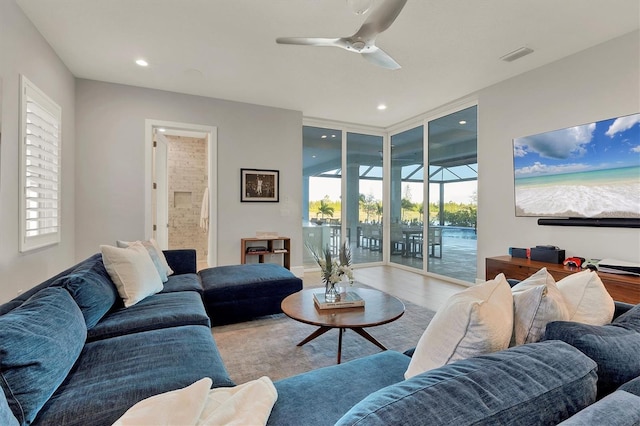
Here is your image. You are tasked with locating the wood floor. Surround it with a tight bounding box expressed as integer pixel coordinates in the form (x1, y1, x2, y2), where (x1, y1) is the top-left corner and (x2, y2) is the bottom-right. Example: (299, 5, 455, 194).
(303, 266, 467, 312)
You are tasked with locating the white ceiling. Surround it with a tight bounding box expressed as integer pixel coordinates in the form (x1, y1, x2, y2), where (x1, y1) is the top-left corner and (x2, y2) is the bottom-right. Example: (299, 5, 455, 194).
(16, 0, 640, 128)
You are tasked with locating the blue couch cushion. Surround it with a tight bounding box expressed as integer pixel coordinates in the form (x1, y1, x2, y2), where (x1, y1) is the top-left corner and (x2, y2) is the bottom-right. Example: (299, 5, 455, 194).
(199, 263, 301, 300)
(87, 291, 210, 341)
(0, 288, 86, 425)
(0, 254, 104, 316)
(52, 255, 117, 329)
(336, 341, 597, 426)
(559, 379, 640, 425)
(33, 325, 234, 426)
(620, 376, 640, 396)
(0, 391, 18, 426)
(267, 351, 410, 426)
(163, 249, 196, 275)
(160, 273, 203, 294)
(543, 304, 640, 398)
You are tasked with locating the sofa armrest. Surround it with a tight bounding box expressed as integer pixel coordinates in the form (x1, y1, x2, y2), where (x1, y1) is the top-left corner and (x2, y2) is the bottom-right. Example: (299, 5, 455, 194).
(163, 249, 197, 275)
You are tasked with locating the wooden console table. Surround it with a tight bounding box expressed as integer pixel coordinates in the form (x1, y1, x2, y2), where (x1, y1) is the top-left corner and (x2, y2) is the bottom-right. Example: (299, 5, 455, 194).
(486, 255, 639, 304)
(241, 237, 291, 270)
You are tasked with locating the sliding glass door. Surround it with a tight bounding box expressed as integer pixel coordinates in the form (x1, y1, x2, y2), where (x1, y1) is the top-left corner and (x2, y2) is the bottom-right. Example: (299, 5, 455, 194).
(346, 132, 383, 264)
(302, 126, 342, 268)
(427, 105, 478, 282)
(390, 126, 424, 269)
(302, 126, 384, 267)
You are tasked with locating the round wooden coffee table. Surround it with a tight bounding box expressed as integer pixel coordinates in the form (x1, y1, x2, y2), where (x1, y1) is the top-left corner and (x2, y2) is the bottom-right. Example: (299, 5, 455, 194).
(281, 287, 405, 364)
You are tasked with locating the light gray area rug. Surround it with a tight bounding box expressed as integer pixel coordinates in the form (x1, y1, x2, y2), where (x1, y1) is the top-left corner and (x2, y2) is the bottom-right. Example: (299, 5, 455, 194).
(211, 292, 435, 384)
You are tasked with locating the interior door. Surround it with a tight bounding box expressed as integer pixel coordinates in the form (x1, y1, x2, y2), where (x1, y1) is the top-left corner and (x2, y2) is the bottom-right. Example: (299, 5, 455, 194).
(153, 132, 169, 249)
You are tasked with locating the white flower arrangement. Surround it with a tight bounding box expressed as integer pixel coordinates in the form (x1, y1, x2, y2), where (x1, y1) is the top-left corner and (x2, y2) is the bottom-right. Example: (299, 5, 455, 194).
(307, 241, 354, 285)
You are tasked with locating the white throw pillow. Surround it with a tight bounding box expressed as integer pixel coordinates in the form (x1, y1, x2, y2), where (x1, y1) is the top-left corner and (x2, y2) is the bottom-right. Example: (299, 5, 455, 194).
(113, 376, 278, 426)
(405, 273, 514, 379)
(149, 238, 174, 278)
(510, 267, 569, 346)
(101, 242, 163, 307)
(113, 378, 211, 426)
(556, 270, 614, 325)
(116, 239, 171, 282)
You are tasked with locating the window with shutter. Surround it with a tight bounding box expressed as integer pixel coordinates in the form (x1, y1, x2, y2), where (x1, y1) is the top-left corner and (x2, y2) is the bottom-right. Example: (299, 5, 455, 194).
(19, 75, 61, 252)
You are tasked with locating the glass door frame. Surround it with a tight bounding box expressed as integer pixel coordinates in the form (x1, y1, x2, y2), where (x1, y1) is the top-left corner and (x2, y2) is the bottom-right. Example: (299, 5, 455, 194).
(303, 118, 387, 269)
(386, 98, 478, 283)
(425, 99, 478, 283)
(303, 95, 478, 284)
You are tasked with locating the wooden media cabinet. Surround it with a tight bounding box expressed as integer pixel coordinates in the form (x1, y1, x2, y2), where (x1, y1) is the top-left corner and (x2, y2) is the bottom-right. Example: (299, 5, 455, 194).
(241, 236, 291, 270)
(486, 255, 639, 304)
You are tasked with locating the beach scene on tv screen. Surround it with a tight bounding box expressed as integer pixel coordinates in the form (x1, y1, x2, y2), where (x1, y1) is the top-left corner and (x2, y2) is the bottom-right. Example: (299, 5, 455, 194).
(513, 113, 640, 218)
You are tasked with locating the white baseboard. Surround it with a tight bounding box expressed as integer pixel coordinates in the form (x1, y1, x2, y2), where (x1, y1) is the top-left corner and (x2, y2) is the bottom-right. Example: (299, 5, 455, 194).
(290, 265, 305, 278)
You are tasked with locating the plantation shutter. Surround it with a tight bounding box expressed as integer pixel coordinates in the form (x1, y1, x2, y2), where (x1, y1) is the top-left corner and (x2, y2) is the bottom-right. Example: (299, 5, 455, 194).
(20, 75, 61, 252)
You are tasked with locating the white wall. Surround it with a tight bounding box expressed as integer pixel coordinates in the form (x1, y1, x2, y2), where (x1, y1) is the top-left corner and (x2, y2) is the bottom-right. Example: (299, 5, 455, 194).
(0, 0, 76, 302)
(477, 31, 640, 279)
(0, 0, 636, 302)
(75, 80, 303, 271)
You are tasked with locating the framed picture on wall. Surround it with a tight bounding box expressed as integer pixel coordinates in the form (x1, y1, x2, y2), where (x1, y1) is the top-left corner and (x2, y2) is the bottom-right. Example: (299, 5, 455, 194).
(241, 168, 279, 202)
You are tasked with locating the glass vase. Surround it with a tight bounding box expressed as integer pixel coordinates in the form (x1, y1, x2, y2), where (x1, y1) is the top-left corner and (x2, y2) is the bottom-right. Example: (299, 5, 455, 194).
(324, 279, 339, 302)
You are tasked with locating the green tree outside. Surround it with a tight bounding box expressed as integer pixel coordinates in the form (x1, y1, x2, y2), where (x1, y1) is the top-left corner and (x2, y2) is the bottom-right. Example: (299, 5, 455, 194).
(316, 197, 335, 219)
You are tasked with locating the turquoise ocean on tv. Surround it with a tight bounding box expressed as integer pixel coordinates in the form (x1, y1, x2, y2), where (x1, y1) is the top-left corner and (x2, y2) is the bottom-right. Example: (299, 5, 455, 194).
(515, 165, 640, 188)
(515, 165, 640, 217)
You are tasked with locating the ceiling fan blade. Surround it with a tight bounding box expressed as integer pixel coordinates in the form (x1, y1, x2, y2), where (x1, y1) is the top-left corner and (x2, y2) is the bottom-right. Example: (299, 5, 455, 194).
(276, 37, 343, 47)
(361, 47, 401, 70)
(354, 0, 408, 40)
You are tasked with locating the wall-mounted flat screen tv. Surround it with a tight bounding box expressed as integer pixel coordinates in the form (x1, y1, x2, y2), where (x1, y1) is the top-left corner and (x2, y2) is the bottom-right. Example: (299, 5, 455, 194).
(513, 113, 640, 219)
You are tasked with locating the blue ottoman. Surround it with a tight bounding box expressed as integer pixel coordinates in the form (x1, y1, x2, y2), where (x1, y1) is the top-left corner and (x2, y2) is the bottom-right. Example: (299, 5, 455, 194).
(198, 263, 303, 325)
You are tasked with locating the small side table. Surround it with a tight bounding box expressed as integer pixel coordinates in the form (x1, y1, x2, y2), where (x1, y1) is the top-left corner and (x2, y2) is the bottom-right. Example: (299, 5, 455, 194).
(241, 236, 290, 270)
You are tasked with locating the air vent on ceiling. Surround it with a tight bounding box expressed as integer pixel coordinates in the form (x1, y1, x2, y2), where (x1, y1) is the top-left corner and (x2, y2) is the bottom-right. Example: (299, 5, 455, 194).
(500, 47, 534, 62)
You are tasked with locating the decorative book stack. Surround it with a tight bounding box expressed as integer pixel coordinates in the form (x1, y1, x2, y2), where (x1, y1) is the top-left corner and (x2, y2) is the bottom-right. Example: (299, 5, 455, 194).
(313, 292, 365, 310)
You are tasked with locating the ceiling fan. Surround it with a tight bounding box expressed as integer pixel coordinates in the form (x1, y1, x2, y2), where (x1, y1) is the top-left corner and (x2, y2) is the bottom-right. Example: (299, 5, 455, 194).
(276, 0, 408, 70)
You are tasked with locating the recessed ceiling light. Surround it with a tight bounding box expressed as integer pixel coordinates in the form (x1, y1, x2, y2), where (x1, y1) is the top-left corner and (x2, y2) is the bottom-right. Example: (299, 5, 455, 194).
(459, 120, 467, 125)
(331, 134, 336, 138)
(312, 155, 317, 158)
(135, 59, 149, 67)
(321, 135, 327, 139)
(377, 104, 387, 110)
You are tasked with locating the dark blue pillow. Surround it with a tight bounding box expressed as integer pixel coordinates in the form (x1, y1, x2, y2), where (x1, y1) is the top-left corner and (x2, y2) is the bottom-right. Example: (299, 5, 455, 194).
(620, 375, 640, 396)
(52, 257, 117, 329)
(0, 288, 86, 425)
(558, 387, 640, 425)
(544, 308, 640, 398)
(336, 341, 597, 426)
(614, 304, 640, 331)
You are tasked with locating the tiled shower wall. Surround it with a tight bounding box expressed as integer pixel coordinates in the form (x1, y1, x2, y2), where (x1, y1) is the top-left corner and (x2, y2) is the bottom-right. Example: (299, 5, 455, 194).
(167, 135, 208, 263)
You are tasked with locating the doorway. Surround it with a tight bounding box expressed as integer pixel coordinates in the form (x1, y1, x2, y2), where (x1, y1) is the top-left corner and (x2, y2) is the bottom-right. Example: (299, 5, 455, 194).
(145, 120, 217, 270)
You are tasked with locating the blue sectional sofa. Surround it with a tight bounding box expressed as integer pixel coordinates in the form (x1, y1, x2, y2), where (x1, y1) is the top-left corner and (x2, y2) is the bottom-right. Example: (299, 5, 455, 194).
(267, 301, 640, 425)
(2, 249, 639, 425)
(0, 250, 235, 426)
